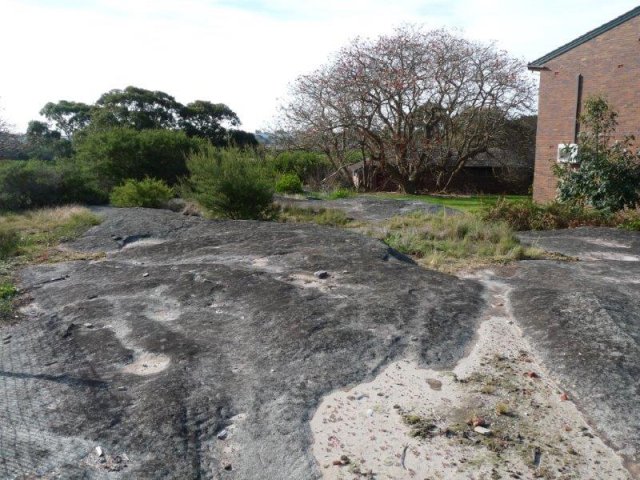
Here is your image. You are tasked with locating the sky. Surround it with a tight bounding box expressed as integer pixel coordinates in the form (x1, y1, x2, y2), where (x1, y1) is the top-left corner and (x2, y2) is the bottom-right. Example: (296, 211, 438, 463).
(0, 0, 638, 133)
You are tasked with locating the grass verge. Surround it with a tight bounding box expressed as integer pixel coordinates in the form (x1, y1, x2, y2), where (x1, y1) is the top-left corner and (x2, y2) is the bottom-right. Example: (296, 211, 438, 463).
(0, 205, 102, 323)
(366, 193, 530, 213)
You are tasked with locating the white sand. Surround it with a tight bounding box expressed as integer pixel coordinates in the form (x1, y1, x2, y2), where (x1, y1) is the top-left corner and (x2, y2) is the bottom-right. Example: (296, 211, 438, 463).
(310, 272, 630, 479)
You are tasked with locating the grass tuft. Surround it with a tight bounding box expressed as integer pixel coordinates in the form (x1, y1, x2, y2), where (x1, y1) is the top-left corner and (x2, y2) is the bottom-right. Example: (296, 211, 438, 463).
(323, 188, 355, 200)
(369, 211, 546, 273)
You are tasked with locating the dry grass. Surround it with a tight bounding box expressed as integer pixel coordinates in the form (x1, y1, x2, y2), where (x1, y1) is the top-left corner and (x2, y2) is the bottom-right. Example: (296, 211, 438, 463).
(0, 205, 102, 322)
(366, 211, 549, 273)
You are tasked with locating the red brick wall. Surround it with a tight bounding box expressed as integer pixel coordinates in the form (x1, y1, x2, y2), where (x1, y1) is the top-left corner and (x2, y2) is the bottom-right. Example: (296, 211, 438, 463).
(533, 15, 640, 202)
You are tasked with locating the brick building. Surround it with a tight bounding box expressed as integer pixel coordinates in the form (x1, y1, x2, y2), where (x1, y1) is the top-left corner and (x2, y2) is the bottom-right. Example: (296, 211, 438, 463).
(528, 6, 640, 202)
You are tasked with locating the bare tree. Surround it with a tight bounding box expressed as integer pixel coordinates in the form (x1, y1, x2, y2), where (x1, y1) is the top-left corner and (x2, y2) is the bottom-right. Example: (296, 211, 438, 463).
(280, 26, 535, 193)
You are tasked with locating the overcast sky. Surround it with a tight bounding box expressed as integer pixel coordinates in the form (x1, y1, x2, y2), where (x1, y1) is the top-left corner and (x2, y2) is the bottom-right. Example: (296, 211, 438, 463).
(1, 0, 638, 132)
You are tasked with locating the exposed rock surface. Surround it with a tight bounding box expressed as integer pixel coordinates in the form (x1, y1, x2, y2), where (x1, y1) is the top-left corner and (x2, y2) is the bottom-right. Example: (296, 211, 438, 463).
(1, 208, 483, 479)
(507, 227, 640, 473)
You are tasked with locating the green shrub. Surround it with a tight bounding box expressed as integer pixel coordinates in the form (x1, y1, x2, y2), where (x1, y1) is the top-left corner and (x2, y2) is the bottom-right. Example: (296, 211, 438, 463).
(0, 159, 105, 211)
(325, 188, 354, 200)
(483, 198, 612, 231)
(74, 128, 204, 193)
(275, 173, 304, 194)
(186, 146, 275, 220)
(0, 226, 19, 259)
(270, 151, 330, 186)
(0, 281, 17, 320)
(0, 282, 17, 300)
(554, 97, 640, 212)
(110, 178, 174, 208)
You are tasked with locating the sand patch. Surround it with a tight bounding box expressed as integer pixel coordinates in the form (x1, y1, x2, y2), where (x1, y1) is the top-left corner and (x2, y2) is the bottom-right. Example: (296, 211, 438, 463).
(582, 238, 631, 249)
(121, 238, 166, 249)
(310, 275, 630, 479)
(121, 353, 170, 375)
(582, 251, 640, 262)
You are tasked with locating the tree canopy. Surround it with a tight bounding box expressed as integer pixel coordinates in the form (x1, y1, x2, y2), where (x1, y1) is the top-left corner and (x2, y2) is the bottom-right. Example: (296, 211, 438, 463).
(29, 86, 255, 148)
(40, 100, 92, 138)
(280, 26, 535, 193)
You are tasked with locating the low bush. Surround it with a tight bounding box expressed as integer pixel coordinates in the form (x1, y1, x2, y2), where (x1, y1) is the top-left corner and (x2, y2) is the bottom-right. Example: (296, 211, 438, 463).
(275, 173, 304, 194)
(324, 188, 355, 200)
(186, 146, 276, 220)
(0, 282, 17, 300)
(270, 151, 330, 188)
(0, 159, 105, 211)
(483, 199, 612, 231)
(110, 178, 174, 208)
(554, 97, 640, 212)
(74, 128, 204, 193)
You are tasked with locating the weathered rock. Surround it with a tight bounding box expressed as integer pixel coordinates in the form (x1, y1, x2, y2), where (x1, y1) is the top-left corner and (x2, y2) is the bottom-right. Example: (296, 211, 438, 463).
(507, 227, 640, 465)
(1, 207, 483, 479)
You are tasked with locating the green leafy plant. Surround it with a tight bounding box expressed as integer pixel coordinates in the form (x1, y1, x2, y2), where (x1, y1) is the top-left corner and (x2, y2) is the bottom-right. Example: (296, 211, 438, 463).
(275, 173, 304, 194)
(186, 146, 276, 220)
(0, 282, 17, 300)
(110, 178, 174, 208)
(269, 151, 330, 188)
(554, 97, 640, 212)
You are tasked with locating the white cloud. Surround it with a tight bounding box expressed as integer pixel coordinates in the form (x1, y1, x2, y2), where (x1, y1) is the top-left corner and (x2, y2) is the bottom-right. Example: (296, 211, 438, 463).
(0, 0, 638, 132)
